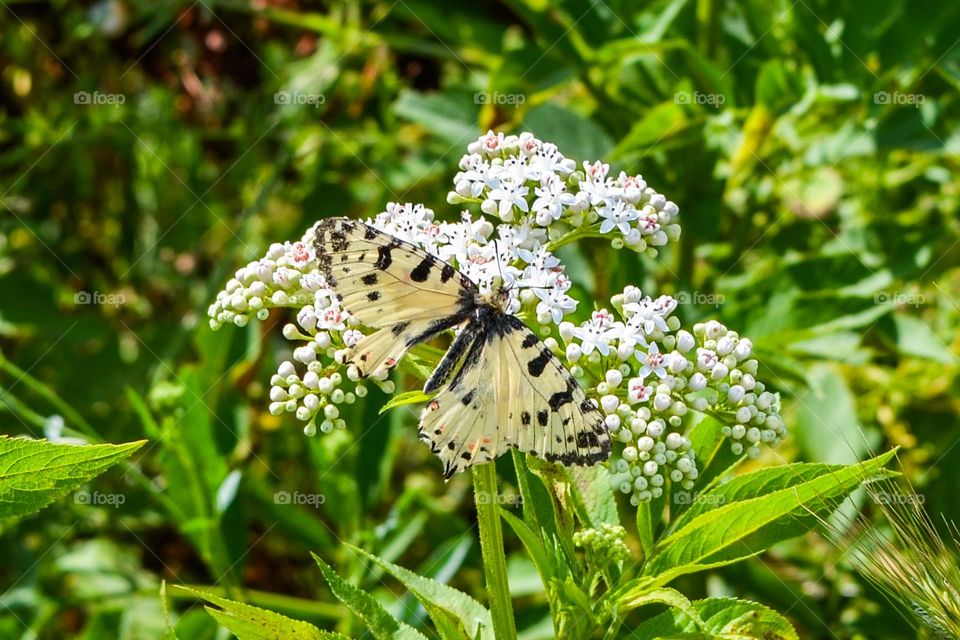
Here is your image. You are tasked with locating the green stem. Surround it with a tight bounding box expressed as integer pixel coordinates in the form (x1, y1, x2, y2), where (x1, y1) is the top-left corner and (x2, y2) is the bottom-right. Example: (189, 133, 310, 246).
(473, 462, 517, 640)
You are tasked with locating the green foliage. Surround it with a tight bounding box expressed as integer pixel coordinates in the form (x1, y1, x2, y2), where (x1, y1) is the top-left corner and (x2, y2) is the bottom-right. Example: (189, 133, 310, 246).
(171, 586, 344, 640)
(1, 0, 958, 638)
(0, 437, 144, 519)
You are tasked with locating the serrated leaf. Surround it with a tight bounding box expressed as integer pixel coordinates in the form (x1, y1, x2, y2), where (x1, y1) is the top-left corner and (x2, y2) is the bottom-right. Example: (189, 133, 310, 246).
(313, 553, 428, 640)
(633, 597, 799, 640)
(670, 457, 898, 533)
(170, 586, 342, 640)
(645, 450, 896, 583)
(349, 545, 493, 640)
(0, 436, 145, 519)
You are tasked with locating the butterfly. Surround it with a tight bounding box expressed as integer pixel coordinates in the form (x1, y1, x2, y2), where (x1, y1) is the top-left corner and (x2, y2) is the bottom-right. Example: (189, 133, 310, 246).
(313, 217, 611, 478)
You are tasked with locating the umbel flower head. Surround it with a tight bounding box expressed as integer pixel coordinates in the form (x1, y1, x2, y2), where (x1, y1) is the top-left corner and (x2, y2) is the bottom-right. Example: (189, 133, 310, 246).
(209, 131, 785, 503)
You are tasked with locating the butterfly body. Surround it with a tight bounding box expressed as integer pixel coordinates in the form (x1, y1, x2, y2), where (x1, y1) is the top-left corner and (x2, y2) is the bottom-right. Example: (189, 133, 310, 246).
(314, 217, 611, 478)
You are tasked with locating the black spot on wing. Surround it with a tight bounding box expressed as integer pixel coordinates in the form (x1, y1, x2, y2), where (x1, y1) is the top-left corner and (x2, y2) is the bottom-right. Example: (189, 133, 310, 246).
(528, 349, 552, 377)
(577, 431, 601, 449)
(440, 263, 456, 283)
(520, 411, 531, 426)
(363, 225, 378, 240)
(361, 273, 378, 285)
(548, 388, 574, 411)
(461, 388, 476, 406)
(391, 321, 410, 336)
(537, 410, 548, 426)
(375, 241, 398, 270)
(410, 257, 433, 282)
(521, 332, 539, 349)
(367, 291, 380, 302)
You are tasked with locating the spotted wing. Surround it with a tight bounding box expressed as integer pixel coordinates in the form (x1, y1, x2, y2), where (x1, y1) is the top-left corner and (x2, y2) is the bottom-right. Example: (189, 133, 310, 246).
(418, 313, 611, 478)
(314, 218, 476, 378)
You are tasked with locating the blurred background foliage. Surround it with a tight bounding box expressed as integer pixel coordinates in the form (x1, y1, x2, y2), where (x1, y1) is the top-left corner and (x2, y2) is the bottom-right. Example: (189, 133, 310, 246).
(1, 0, 959, 637)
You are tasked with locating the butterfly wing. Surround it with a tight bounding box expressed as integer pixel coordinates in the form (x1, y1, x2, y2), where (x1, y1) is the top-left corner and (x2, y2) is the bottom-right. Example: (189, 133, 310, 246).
(419, 312, 611, 478)
(314, 218, 477, 378)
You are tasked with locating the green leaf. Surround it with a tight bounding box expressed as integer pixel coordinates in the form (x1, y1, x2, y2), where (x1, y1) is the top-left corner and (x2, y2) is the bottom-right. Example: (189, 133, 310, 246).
(0, 436, 145, 519)
(349, 545, 493, 640)
(644, 450, 896, 583)
(312, 553, 428, 640)
(379, 390, 432, 415)
(685, 413, 744, 491)
(632, 597, 799, 640)
(521, 103, 614, 162)
(566, 463, 619, 529)
(169, 586, 342, 640)
(670, 456, 898, 534)
(892, 313, 956, 364)
(614, 585, 705, 629)
(792, 364, 865, 464)
(393, 90, 479, 144)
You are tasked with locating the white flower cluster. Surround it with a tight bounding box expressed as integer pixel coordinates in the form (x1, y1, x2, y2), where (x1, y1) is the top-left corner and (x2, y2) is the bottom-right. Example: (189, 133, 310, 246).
(207, 131, 786, 506)
(553, 287, 786, 504)
(448, 131, 681, 256)
(207, 230, 391, 435)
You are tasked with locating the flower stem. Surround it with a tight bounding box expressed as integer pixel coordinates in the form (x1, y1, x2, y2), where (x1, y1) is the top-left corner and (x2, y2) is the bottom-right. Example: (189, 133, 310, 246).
(473, 462, 517, 639)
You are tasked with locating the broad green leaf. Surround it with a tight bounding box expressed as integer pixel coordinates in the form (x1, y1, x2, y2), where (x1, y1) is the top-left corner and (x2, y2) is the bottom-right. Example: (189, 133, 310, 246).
(671, 457, 898, 533)
(614, 586, 705, 630)
(0, 436, 145, 519)
(632, 597, 799, 640)
(566, 464, 619, 529)
(350, 545, 493, 640)
(645, 450, 896, 583)
(312, 553, 428, 640)
(512, 450, 552, 534)
(170, 586, 342, 640)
